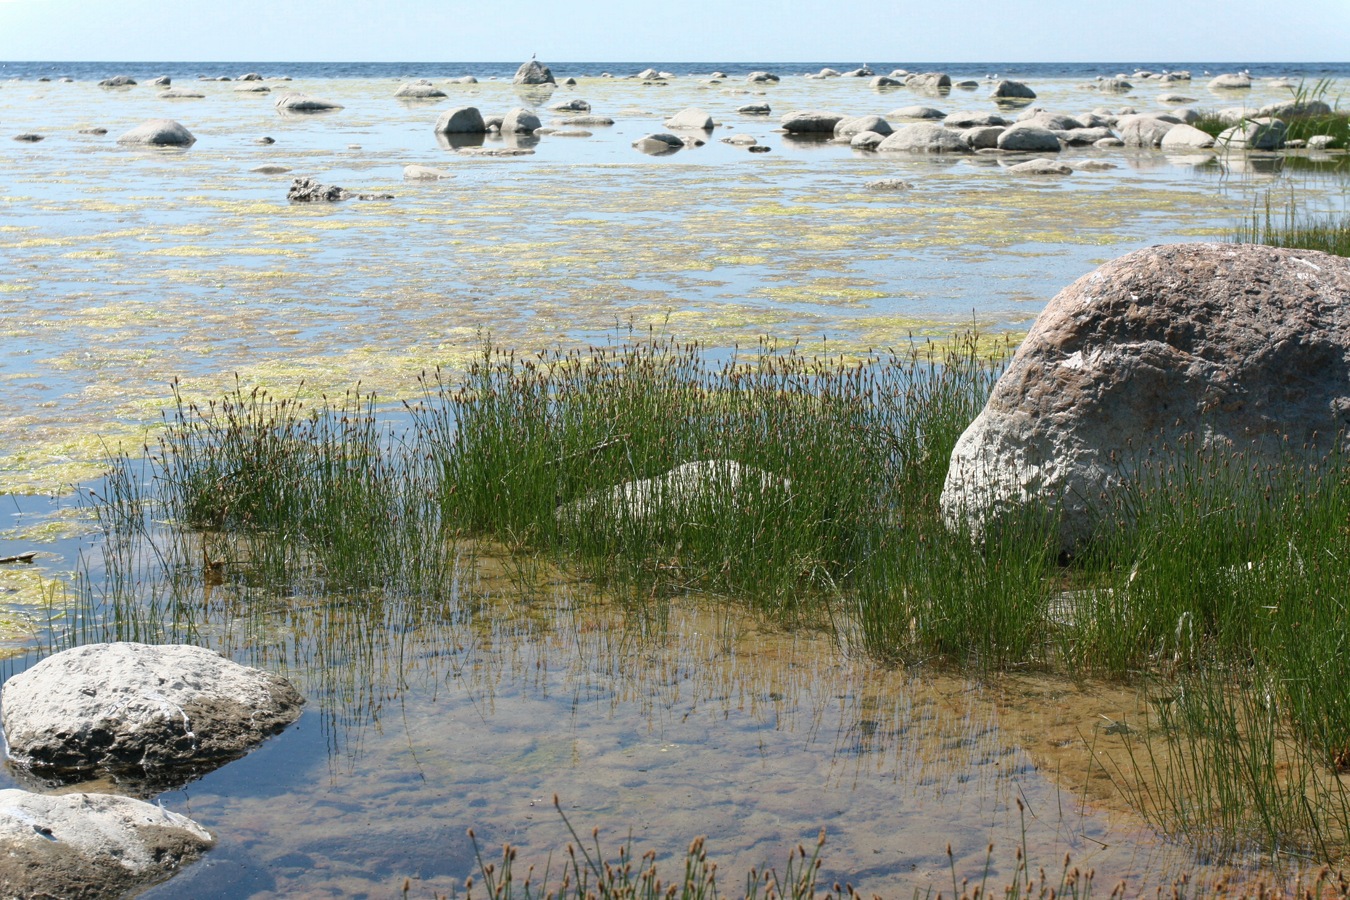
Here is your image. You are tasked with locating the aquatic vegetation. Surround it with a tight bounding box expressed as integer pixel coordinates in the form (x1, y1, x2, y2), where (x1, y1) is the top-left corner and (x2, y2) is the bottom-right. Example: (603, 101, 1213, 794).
(1233, 195, 1350, 257)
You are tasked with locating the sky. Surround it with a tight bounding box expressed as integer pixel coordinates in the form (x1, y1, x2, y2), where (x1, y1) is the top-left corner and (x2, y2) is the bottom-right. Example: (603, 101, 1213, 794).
(0, 0, 1346, 63)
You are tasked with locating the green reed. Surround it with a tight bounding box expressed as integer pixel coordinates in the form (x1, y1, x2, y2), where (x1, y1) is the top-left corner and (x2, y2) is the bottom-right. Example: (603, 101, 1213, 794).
(1234, 194, 1350, 257)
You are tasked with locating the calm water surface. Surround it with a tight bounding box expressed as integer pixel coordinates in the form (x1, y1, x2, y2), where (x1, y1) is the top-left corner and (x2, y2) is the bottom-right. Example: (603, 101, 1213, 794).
(1, 60, 1348, 896)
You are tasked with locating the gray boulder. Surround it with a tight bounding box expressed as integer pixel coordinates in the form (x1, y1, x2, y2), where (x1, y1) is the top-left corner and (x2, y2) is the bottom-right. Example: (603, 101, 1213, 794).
(1094, 77, 1133, 92)
(434, 106, 487, 134)
(941, 243, 1350, 554)
(1117, 114, 1178, 147)
(0, 790, 213, 899)
(1208, 72, 1253, 90)
(151, 76, 171, 87)
(98, 75, 136, 87)
(1018, 110, 1083, 130)
(632, 133, 684, 154)
(1159, 122, 1217, 150)
(1058, 127, 1116, 146)
(780, 110, 845, 133)
(991, 80, 1037, 100)
(274, 92, 343, 112)
(500, 107, 542, 133)
(962, 125, 1005, 150)
(834, 114, 892, 137)
(747, 71, 780, 83)
(116, 119, 196, 146)
(395, 80, 447, 99)
(738, 103, 771, 115)
(996, 124, 1061, 152)
(665, 107, 715, 130)
(871, 76, 904, 88)
(157, 88, 205, 99)
(514, 57, 556, 85)
(944, 111, 1009, 128)
(1258, 99, 1332, 119)
(1216, 117, 1287, 151)
(550, 98, 591, 112)
(877, 122, 970, 153)
(850, 131, 887, 150)
(1007, 157, 1073, 175)
(906, 72, 951, 91)
(1, 643, 303, 780)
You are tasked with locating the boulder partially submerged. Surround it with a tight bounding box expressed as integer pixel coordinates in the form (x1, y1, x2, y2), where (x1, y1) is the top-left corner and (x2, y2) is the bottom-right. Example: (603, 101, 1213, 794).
(2, 642, 303, 782)
(941, 243, 1350, 554)
(274, 92, 343, 113)
(558, 460, 791, 524)
(0, 790, 212, 899)
(116, 118, 196, 146)
(513, 57, 556, 86)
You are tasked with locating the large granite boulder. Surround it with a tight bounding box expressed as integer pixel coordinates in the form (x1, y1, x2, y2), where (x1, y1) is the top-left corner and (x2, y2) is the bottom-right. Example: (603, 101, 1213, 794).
(1259, 99, 1333, 119)
(434, 105, 487, 134)
(2, 642, 303, 781)
(116, 119, 196, 146)
(513, 57, 556, 85)
(877, 122, 970, 153)
(0, 790, 212, 898)
(941, 243, 1350, 554)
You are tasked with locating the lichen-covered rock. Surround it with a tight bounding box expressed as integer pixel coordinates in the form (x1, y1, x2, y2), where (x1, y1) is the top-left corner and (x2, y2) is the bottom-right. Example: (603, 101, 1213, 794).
(1, 642, 303, 780)
(0, 790, 212, 899)
(941, 243, 1350, 554)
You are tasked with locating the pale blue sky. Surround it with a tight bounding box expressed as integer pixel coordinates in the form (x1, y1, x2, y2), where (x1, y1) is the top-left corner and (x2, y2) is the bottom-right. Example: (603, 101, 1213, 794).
(0, 0, 1345, 63)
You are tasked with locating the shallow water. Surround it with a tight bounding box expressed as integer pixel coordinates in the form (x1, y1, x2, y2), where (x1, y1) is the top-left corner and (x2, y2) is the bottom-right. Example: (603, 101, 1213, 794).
(3, 61, 1350, 896)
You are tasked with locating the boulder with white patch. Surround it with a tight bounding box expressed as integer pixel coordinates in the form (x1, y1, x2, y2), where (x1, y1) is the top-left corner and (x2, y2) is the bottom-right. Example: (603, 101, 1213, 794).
(1, 642, 303, 780)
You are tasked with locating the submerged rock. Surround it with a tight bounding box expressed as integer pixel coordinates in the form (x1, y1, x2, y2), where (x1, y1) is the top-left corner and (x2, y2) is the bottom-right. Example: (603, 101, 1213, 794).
(394, 80, 447, 99)
(632, 132, 684, 154)
(98, 75, 136, 87)
(274, 92, 343, 113)
(2, 643, 303, 783)
(558, 460, 791, 524)
(0, 789, 213, 899)
(941, 243, 1350, 554)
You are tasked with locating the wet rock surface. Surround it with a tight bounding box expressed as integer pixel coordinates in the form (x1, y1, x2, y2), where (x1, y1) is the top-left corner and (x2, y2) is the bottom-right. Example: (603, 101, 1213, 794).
(1, 642, 304, 783)
(942, 243, 1350, 554)
(0, 789, 213, 899)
